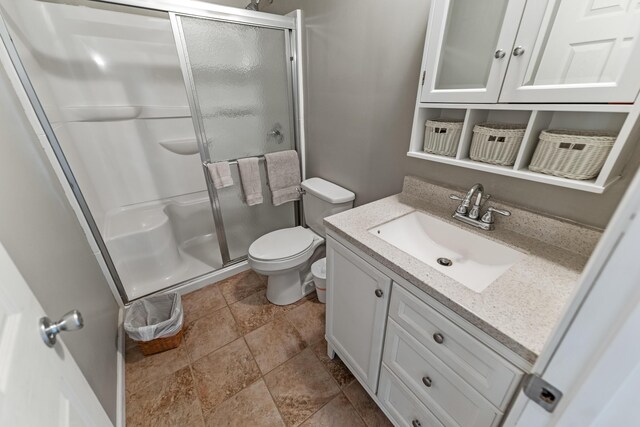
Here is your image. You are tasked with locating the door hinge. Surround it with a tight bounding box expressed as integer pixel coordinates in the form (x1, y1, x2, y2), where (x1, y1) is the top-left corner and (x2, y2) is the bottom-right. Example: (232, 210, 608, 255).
(421, 70, 426, 86)
(523, 374, 563, 413)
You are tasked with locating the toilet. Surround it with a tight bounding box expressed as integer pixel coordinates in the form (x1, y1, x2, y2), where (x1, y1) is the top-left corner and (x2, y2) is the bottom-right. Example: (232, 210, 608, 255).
(248, 177, 355, 305)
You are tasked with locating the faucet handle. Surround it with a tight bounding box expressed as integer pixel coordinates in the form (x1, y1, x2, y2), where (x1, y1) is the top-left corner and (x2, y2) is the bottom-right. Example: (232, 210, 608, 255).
(481, 207, 511, 224)
(449, 194, 468, 215)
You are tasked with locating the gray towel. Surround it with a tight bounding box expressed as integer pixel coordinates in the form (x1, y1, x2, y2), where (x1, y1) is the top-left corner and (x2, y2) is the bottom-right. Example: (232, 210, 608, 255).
(264, 150, 301, 206)
(207, 162, 233, 189)
(237, 157, 263, 206)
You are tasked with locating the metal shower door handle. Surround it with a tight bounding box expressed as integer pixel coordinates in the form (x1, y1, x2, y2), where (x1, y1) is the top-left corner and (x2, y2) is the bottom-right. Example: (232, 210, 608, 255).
(268, 124, 284, 144)
(39, 310, 84, 347)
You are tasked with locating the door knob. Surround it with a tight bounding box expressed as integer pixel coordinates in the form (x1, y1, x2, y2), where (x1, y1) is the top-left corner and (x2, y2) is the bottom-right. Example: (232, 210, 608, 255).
(433, 332, 445, 344)
(374, 289, 384, 298)
(39, 310, 84, 347)
(494, 49, 506, 59)
(422, 376, 432, 387)
(513, 46, 525, 56)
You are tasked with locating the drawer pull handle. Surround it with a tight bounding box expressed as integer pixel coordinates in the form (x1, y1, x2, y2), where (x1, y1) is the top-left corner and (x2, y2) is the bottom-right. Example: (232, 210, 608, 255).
(422, 376, 432, 387)
(375, 289, 383, 298)
(412, 420, 422, 427)
(433, 332, 444, 344)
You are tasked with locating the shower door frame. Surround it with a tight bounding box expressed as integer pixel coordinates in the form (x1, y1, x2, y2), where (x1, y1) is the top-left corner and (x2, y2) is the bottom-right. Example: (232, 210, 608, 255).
(169, 11, 301, 266)
(0, 1, 304, 304)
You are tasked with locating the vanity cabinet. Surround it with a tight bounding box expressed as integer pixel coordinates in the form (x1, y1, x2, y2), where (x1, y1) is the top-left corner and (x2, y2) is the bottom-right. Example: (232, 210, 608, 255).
(421, 0, 640, 104)
(325, 238, 391, 394)
(326, 235, 525, 427)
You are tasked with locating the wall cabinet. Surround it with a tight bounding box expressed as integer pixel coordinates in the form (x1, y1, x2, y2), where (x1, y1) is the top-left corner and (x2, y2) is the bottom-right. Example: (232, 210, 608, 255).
(421, 0, 640, 104)
(326, 235, 525, 427)
(325, 238, 391, 394)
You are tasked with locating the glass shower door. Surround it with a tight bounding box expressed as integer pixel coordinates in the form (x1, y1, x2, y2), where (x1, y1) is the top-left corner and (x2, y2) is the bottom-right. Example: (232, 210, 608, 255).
(172, 14, 297, 262)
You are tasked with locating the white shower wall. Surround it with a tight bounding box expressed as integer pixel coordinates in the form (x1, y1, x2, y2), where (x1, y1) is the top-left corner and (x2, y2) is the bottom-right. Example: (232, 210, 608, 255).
(3, 0, 206, 227)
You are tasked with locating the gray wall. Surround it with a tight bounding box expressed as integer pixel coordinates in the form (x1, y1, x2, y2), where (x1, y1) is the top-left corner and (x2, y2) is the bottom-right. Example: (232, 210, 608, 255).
(264, 0, 640, 229)
(0, 63, 119, 421)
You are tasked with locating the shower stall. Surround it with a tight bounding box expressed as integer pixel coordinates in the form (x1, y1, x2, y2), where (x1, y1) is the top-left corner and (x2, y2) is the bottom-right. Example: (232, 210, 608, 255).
(0, 0, 303, 302)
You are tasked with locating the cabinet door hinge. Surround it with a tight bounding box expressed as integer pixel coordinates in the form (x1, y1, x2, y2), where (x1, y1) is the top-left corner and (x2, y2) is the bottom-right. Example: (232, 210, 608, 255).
(421, 70, 426, 86)
(522, 374, 563, 413)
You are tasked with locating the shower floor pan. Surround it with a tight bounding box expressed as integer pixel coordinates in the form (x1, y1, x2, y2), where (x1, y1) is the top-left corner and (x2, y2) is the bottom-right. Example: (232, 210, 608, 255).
(103, 192, 223, 300)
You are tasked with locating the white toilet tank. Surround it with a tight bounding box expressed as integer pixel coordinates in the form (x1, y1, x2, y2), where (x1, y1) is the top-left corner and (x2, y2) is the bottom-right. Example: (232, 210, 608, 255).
(301, 178, 355, 237)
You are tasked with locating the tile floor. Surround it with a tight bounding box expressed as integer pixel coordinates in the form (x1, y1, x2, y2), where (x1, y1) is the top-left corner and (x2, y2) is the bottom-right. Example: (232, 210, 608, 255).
(125, 270, 392, 427)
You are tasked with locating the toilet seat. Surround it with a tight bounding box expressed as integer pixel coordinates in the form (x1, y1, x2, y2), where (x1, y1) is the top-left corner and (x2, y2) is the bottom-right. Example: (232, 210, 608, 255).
(248, 226, 323, 273)
(249, 226, 315, 261)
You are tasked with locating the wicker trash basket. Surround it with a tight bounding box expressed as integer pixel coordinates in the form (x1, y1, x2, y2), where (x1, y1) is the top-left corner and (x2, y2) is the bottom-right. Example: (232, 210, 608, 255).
(470, 123, 526, 166)
(137, 328, 184, 356)
(423, 119, 463, 157)
(529, 129, 617, 180)
(124, 293, 184, 356)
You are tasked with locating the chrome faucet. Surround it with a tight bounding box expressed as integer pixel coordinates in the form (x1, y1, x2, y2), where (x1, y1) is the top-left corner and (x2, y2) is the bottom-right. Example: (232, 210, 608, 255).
(449, 183, 510, 231)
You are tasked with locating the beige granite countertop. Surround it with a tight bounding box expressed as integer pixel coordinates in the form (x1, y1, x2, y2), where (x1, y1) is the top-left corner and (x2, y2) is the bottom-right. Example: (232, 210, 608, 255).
(324, 176, 602, 364)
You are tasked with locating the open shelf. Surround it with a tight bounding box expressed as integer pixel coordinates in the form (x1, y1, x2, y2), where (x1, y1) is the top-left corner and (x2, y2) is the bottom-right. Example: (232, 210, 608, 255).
(408, 103, 640, 193)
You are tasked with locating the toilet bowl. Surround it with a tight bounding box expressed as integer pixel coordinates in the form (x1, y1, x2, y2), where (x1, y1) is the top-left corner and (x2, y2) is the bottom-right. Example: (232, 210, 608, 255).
(248, 178, 355, 305)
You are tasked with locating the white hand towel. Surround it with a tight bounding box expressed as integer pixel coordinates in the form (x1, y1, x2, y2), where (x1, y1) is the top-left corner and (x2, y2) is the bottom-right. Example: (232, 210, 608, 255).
(237, 157, 263, 206)
(264, 150, 301, 206)
(207, 161, 233, 189)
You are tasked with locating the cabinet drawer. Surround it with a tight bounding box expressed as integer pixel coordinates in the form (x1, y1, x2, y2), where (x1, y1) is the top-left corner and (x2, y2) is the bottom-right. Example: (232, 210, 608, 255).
(384, 320, 501, 427)
(389, 284, 522, 409)
(379, 366, 444, 427)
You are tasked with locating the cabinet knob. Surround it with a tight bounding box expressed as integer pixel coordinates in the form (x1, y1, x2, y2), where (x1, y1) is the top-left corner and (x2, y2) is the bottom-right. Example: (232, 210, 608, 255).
(412, 420, 422, 427)
(513, 46, 525, 57)
(422, 376, 432, 387)
(433, 332, 444, 344)
(494, 49, 506, 59)
(374, 289, 383, 298)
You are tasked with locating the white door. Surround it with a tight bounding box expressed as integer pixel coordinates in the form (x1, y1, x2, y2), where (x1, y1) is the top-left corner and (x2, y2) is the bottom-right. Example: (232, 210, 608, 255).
(501, 0, 640, 103)
(503, 143, 640, 426)
(419, 0, 526, 103)
(325, 237, 391, 394)
(0, 242, 112, 427)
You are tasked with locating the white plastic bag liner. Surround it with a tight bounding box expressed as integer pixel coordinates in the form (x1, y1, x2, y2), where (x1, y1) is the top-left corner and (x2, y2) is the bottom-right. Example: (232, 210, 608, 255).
(124, 293, 183, 342)
(311, 258, 327, 303)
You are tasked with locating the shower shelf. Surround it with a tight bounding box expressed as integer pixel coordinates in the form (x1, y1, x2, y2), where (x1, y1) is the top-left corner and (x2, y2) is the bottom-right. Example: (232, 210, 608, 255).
(159, 138, 199, 155)
(52, 105, 192, 122)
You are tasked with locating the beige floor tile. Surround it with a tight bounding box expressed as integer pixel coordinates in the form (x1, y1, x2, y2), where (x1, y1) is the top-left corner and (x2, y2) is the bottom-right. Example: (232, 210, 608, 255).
(125, 343, 189, 396)
(229, 290, 294, 334)
(310, 340, 355, 389)
(286, 299, 326, 345)
(204, 379, 285, 427)
(183, 284, 227, 324)
(264, 348, 340, 427)
(245, 317, 307, 374)
(126, 367, 204, 427)
(219, 270, 267, 304)
(192, 338, 261, 412)
(185, 306, 240, 363)
(343, 381, 393, 427)
(300, 393, 366, 427)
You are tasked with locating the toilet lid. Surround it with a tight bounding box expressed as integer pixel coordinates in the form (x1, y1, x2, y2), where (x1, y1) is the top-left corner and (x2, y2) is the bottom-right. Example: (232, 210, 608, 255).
(249, 227, 315, 261)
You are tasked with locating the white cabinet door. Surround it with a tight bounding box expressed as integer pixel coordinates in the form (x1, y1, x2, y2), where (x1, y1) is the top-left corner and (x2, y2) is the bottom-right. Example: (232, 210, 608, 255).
(0, 243, 112, 427)
(500, 0, 640, 103)
(420, 0, 526, 103)
(326, 238, 391, 394)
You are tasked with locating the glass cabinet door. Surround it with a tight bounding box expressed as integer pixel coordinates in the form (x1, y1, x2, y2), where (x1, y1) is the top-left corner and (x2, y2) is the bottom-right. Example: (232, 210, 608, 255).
(420, 0, 526, 103)
(501, 0, 640, 103)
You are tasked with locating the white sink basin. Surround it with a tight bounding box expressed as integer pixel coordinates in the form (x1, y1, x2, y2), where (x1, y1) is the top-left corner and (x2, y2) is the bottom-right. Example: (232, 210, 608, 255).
(369, 211, 525, 292)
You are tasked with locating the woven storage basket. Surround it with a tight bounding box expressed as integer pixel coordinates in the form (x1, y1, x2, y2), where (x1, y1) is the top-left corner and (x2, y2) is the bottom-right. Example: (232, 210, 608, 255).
(529, 129, 616, 180)
(423, 119, 463, 157)
(136, 327, 184, 356)
(470, 123, 526, 166)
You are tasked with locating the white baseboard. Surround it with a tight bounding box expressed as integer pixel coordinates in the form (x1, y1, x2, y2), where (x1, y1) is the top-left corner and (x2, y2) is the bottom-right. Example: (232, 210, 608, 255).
(116, 307, 125, 427)
(160, 260, 250, 296)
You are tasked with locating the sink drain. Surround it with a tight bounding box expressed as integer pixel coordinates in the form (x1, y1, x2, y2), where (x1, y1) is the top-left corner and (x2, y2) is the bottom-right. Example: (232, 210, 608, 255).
(437, 257, 453, 267)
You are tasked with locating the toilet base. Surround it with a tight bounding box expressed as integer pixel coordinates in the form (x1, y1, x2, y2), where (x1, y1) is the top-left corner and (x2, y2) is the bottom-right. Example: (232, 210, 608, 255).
(265, 270, 315, 305)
